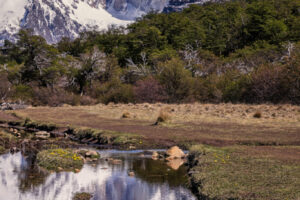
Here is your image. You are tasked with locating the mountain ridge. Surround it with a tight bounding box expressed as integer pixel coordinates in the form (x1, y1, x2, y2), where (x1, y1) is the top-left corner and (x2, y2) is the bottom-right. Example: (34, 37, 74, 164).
(0, 0, 213, 44)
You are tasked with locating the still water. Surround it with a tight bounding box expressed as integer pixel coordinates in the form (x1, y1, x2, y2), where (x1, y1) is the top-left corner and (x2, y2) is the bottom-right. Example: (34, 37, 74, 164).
(0, 150, 196, 200)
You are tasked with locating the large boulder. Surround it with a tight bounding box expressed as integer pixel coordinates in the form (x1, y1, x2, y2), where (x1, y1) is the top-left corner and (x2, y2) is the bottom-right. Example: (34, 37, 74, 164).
(166, 146, 185, 160)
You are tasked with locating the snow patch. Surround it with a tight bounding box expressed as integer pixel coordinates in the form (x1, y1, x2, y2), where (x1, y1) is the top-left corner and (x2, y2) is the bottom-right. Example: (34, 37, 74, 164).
(0, 0, 28, 33)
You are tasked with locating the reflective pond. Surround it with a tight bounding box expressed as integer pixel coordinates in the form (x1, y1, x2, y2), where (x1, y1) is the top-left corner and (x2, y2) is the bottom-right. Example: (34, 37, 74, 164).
(0, 149, 196, 200)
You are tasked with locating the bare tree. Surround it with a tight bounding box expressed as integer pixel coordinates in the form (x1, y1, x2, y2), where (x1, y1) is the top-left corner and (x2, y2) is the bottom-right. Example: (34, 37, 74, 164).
(76, 46, 106, 95)
(127, 52, 151, 77)
(285, 41, 295, 58)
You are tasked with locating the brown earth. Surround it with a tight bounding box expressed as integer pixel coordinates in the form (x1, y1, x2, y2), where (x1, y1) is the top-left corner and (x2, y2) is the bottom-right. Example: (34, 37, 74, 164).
(0, 111, 20, 122)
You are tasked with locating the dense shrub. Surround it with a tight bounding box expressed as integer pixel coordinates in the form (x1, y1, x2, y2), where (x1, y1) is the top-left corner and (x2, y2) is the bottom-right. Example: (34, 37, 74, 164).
(95, 80, 134, 104)
(248, 65, 285, 103)
(1, 0, 300, 105)
(11, 84, 34, 103)
(133, 76, 167, 103)
(159, 58, 194, 103)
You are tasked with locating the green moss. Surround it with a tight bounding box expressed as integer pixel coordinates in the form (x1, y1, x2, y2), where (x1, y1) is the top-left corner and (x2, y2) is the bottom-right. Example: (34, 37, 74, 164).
(72, 128, 143, 146)
(0, 130, 17, 149)
(73, 192, 92, 200)
(0, 146, 5, 154)
(37, 149, 84, 172)
(23, 119, 57, 131)
(188, 145, 300, 200)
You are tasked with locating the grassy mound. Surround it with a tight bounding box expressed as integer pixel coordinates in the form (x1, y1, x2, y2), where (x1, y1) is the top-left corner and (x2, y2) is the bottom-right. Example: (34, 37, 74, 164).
(0, 145, 5, 154)
(0, 130, 17, 153)
(37, 149, 84, 172)
(188, 145, 300, 200)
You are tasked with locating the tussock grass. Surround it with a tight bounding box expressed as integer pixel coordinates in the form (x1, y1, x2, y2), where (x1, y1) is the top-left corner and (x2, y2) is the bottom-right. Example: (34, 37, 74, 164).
(121, 111, 131, 119)
(156, 109, 171, 124)
(253, 111, 262, 118)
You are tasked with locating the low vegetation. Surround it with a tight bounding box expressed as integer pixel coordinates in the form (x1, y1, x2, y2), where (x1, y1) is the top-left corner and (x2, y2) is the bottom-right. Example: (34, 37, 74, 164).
(188, 145, 300, 200)
(156, 109, 171, 124)
(36, 149, 84, 172)
(0, 145, 5, 154)
(0, 129, 17, 150)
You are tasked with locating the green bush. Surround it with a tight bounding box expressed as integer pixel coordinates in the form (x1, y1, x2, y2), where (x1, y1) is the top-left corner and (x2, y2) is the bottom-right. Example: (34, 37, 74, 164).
(159, 58, 194, 102)
(12, 84, 34, 102)
(95, 80, 134, 104)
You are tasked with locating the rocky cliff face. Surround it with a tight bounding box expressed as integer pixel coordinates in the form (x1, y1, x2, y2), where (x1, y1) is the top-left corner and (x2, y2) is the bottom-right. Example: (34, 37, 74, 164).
(106, 0, 169, 20)
(0, 0, 217, 44)
(164, 0, 211, 12)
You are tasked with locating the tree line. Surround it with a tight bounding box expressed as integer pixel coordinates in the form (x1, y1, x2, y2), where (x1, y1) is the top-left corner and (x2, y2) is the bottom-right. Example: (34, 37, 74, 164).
(0, 0, 300, 106)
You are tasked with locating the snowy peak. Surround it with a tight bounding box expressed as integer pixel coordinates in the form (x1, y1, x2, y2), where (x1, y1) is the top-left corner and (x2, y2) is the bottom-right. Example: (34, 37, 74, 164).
(0, 0, 28, 42)
(0, 0, 215, 44)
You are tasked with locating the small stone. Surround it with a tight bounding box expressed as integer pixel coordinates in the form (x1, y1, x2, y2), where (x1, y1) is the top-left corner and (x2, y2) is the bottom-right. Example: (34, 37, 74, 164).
(128, 171, 135, 177)
(152, 151, 159, 160)
(35, 131, 50, 139)
(85, 150, 98, 157)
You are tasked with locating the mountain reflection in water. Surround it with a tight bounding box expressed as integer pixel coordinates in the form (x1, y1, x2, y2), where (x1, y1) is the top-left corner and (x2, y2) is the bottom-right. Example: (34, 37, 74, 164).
(0, 150, 196, 200)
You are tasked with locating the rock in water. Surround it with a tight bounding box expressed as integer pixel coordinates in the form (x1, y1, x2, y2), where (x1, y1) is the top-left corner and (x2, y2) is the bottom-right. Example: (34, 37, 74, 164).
(166, 146, 185, 160)
(85, 150, 99, 157)
(152, 151, 159, 160)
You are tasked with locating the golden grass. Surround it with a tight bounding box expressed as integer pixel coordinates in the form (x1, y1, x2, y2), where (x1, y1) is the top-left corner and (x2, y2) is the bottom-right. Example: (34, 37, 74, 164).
(156, 109, 171, 124)
(121, 111, 131, 119)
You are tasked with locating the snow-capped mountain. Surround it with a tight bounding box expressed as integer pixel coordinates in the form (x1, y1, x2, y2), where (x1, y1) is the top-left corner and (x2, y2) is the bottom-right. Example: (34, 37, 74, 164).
(0, 0, 130, 44)
(0, 0, 212, 44)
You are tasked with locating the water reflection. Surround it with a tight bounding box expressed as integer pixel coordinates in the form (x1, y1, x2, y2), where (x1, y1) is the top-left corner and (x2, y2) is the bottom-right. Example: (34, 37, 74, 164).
(0, 150, 196, 200)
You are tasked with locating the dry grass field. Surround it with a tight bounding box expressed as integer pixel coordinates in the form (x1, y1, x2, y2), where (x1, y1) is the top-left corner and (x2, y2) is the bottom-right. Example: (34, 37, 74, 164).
(7, 103, 300, 147)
